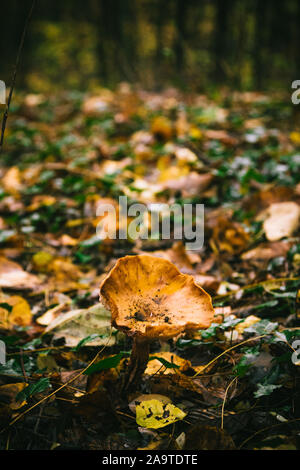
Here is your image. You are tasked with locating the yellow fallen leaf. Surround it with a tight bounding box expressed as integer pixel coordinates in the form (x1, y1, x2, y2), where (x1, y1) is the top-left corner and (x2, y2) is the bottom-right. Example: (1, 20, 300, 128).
(189, 127, 202, 140)
(290, 131, 300, 145)
(32, 251, 54, 271)
(151, 116, 173, 140)
(27, 195, 56, 211)
(145, 352, 191, 375)
(159, 165, 189, 182)
(235, 315, 261, 334)
(0, 295, 32, 329)
(59, 234, 78, 246)
(129, 394, 171, 413)
(8, 296, 32, 327)
(136, 399, 186, 429)
(66, 218, 88, 228)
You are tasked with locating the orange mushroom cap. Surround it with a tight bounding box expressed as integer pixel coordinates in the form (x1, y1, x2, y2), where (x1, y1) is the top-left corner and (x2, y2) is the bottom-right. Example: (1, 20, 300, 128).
(100, 254, 214, 340)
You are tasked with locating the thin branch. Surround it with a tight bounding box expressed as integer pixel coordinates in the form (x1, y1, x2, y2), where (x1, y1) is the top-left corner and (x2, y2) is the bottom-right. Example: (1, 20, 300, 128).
(0, 0, 36, 153)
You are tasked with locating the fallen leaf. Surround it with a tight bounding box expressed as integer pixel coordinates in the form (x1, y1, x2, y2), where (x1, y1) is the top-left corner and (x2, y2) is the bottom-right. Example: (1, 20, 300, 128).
(151, 116, 173, 140)
(129, 394, 171, 413)
(0, 295, 32, 329)
(136, 399, 186, 429)
(32, 251, 54, 271)
(235, 315, 261, 334)
(44, 303, 117, 347)
(290, 131, 300, 145)
(262, 202, 300, 241)
(145, 352, 191, 375)
(0, 256, 40, 290)
(2, 167, 23, 196)
(242, 241, 292, 260)
(36, 301, 71, 326)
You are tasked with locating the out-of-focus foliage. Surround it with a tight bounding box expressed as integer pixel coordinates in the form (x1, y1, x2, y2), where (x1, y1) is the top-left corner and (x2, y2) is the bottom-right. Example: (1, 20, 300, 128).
(1, 0, 300, 91)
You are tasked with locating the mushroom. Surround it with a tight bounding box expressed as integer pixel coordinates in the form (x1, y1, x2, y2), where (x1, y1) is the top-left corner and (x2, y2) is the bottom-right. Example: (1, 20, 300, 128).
(99, 254, 214, 391)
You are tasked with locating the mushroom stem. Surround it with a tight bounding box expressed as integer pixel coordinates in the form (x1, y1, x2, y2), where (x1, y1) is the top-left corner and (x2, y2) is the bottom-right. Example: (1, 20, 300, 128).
(123, 336, 150, 391)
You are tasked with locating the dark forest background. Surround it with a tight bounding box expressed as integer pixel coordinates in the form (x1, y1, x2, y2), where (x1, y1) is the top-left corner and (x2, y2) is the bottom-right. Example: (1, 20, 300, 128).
(0, 0, 300, 92)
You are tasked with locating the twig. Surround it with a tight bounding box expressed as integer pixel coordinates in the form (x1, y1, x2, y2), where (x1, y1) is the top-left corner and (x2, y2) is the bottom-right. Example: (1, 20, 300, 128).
(221, 376, 238, 429)
(0, 0, 36, 153)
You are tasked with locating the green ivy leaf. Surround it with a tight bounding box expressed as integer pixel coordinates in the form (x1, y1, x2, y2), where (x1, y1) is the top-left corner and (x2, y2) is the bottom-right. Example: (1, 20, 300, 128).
(16, 378, 51, 402)
(244, 319, 278, 335)
(84, 351, 130, 375)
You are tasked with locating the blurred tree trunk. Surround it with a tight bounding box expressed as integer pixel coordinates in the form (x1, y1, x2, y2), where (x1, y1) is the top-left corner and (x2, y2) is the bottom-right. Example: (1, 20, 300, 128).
(93, 0, 137, 85)
(174, 0, 188, 78)
(213, 0, 230, 84)
(254, 0, 266, 89)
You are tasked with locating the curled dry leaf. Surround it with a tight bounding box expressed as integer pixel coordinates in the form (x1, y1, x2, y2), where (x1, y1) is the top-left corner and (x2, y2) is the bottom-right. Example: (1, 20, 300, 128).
(36, 301, 71, 326)
(0, 256, 41, 290)
(262, 202, 300, 241)
(242, 241, 292, 260)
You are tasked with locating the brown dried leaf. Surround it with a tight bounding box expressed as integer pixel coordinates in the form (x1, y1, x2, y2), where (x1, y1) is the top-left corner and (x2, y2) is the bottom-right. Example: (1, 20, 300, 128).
(0, 256, 40, 290)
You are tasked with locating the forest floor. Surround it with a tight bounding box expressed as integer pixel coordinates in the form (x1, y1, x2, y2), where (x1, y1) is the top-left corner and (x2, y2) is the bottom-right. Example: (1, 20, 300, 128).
(0, 86, 300, 450)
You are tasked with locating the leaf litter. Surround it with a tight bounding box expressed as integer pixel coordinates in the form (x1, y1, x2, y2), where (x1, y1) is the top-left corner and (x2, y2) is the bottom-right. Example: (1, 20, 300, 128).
(0, 87, 299, 450)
